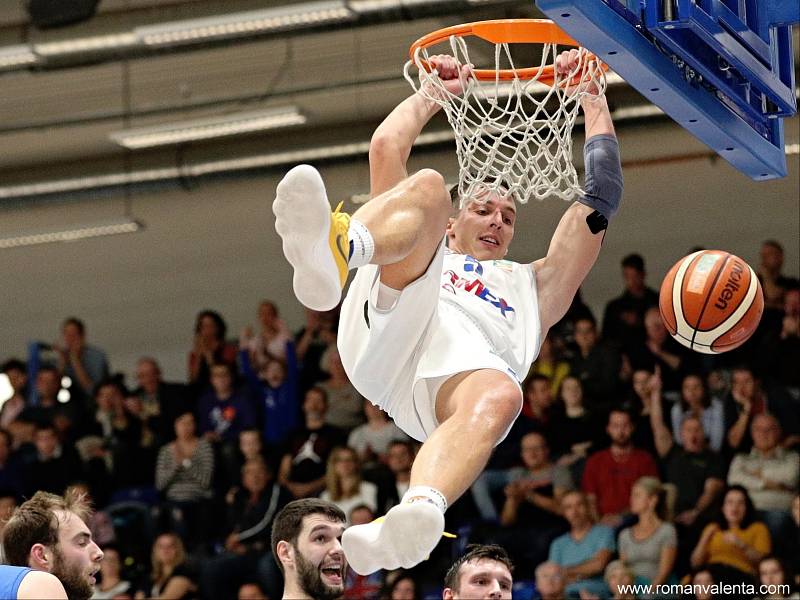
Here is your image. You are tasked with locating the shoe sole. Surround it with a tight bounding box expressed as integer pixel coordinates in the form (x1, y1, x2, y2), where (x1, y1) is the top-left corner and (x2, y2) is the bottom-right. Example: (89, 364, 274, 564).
(273, 165, 343, 311)
(342, 503, 445, 574)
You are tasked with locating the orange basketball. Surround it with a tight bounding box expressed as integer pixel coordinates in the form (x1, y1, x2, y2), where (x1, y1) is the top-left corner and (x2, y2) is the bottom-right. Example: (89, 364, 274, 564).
(659, 250, 764, 354)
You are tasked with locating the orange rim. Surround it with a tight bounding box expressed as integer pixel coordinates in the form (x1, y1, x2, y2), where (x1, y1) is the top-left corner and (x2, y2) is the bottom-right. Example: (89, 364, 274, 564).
(408, 19, 604, 83)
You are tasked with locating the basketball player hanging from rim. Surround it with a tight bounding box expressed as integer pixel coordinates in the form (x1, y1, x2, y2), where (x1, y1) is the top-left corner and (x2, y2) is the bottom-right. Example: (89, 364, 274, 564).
(273, 47, 623, 574)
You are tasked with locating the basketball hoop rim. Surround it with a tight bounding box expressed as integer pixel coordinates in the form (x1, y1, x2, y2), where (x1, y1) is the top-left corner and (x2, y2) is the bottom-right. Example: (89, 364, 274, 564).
(408, 18, 603, 82)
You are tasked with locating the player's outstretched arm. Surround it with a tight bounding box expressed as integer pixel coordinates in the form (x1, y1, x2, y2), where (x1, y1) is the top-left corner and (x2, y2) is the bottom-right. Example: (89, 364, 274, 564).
(369, 55, 469, 197)
(532, 50, 622, 334)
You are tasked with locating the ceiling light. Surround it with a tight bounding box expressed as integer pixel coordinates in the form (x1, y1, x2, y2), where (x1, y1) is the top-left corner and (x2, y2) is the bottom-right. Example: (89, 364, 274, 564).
(0, 45, 37, 70)
(34, 33, 138, 57)
(0, 218, 144, 250)
(109, 107, 307, 149)
(136, 2, 355, 47)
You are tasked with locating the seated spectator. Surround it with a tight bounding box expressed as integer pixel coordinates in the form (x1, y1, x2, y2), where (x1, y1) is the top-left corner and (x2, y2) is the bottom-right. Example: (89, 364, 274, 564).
(238, 428, 267, 466)
(376, 440, 414, 514)
(238, 581, 269, 600)
(278, 386, 345, 499)
(295, 308, 338, 392)
(343, 504, 383, 599)
(0, 428, 23, 497)
(188, 309, 238, 392)
(602, 253, 659, 353)
(756, 556, 796, 600)
(529, 336, 570, 399)
(20, 365, 81, 437)
(535, 561, 566, 600)
(133, 357, 191, 445)
(202, 459, 291, 600)
(687, 568, 716, 600)
(548, 490, 615, 598)
(0, 359, 27, 428)
(627, 307, 687, 394)
(649, 370, 725, 527)
(349, 504, 375, 526)
(89, 377, 144, 489)
(618, 477, 677, 586)
(620, 368, 659, 456)
(382, 571, 419, 600)
(246, 300, 293, 369)
(320, 447, 377, 522)
(728, 414, 799, 554)
(196, 363, 257, 446)
(54, 317, 109, 408)
(757, 240, 792, 312)
(494, 433, 570, 566)
(137, 532, 197, 600)
(690, 485, 771, 585)
(155, 412, 214, 548)
(239, 332, 298, 449)
(582, 408, 658, 527)
(347, 400, 407, 469)
(0, 491, 18, 562)
(319, 346, 365, 432)
(92, 545, 131, 599)
(66, 483, 115, 547)
(550, 376, 601, 480)
(758, 284, 800, 393)
(568, 316, 622, 410)
(670, 373, 726, 452)
(25, 424, 84, 497)
(650, 368, 727, 578)
(604, 560, 636, 600)
(724, 365, 767, 454)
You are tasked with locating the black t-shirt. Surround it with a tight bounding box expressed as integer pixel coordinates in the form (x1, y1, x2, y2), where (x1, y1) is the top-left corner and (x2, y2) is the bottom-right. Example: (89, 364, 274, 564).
(663, 445, 726, 513)
(285, 424, 345, 483)
(513, 481, 569, 531)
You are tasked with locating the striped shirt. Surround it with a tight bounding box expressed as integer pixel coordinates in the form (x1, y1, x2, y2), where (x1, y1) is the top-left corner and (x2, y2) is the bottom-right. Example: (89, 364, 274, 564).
(155, 439, 214, 502)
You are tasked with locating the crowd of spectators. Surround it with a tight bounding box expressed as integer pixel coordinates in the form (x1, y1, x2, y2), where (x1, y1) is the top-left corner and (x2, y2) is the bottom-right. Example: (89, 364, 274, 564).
(0, 241, 798, 599)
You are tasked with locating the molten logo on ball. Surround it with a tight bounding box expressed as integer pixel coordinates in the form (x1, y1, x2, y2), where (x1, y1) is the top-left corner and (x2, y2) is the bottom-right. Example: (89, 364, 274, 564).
(714, 260, 744, 310)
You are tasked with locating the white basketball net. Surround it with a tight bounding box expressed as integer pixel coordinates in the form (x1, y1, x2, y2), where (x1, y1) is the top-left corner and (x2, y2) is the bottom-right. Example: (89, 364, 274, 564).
(404, 36, 606, 206)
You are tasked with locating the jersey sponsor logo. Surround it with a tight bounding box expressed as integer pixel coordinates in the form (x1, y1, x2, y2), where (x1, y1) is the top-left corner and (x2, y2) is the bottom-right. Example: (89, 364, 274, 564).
(442, 267, 516, 318)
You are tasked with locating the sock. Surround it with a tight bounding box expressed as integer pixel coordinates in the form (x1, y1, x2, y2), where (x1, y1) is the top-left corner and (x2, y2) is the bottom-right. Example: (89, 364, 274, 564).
(347, 219, 374, 269)
(402, 485, 448, 514)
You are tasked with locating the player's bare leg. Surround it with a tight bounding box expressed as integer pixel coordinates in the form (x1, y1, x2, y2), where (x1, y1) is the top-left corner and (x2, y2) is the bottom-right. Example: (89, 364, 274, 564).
(273, 165, 450, 311)
(343, 369, 522, 574)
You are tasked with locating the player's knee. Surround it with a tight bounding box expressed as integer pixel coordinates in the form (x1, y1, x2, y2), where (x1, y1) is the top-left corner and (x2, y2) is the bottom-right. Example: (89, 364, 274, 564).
(409, 169, 450, 217)
(467, 380, 522, 437)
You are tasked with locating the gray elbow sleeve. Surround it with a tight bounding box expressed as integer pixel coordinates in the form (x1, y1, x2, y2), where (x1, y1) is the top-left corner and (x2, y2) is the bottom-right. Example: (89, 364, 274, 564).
(580, 134, 623, 221)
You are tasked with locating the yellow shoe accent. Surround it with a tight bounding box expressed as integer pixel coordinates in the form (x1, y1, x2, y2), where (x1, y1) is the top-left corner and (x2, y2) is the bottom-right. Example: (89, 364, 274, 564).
(328, 201, 351, 288)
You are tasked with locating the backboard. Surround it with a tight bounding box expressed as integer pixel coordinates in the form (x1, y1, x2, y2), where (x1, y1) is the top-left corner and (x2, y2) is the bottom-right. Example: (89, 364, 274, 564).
(535, 0, 798, 180)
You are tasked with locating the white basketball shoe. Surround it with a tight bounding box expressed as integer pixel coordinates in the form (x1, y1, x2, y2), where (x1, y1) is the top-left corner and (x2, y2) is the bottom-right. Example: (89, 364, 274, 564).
(342, 501, 446, 575)
(273, 164, 350, 311)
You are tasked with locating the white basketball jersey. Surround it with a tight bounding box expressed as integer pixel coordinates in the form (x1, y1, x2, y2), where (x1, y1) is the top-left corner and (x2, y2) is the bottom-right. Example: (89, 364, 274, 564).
(439, 249, 542, 380)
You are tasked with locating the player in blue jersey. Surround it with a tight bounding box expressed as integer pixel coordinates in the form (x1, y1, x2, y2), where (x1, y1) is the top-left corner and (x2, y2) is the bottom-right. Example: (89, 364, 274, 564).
(2, 490, 103, 600)
(0, 566, 67, 600)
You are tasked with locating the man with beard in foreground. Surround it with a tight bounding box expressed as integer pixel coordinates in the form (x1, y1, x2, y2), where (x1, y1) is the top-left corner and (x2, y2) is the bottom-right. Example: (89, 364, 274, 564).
(1, 490, 104, 600)
(271, 498, 347, 600)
